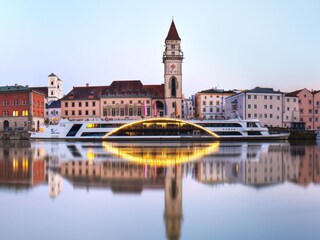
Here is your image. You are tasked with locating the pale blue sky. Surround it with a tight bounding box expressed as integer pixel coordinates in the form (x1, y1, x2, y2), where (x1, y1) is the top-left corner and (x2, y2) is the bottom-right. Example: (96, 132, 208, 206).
(0, 0, 319, 97)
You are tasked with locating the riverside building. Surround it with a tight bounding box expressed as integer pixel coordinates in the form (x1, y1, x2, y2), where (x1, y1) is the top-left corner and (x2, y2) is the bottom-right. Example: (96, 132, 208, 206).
(225, 87, 284, 127)
(0, 85, 45, 131)
(61, 20, 184, 120)
(195, 88, 235, 120)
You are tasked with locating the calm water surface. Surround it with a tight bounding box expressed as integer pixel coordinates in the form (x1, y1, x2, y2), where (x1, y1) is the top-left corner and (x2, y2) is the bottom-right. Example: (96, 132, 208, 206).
(0, 141, 320, 240)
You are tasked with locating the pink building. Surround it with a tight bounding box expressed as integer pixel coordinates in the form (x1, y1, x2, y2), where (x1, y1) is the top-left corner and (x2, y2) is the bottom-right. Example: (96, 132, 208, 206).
(287, 88, 320, 130)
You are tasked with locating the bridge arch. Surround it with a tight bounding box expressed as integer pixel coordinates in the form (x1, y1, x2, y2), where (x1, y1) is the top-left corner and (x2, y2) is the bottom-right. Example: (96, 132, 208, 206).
(104, 118, 220, 138)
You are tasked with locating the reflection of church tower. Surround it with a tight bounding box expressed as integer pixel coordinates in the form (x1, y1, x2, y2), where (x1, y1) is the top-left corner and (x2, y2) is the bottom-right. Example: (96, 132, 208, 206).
(164, 165, 183, 240)
(48, 170, 62, 198)
(163, 20, 184, 118)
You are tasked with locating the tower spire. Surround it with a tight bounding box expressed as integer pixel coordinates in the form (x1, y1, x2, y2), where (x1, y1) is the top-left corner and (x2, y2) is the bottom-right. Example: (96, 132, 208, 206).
(165, 20, 181, 41)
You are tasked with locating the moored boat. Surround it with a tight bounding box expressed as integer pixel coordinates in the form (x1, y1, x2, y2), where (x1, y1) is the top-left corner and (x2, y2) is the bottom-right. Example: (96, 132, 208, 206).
(30, 117, 290, 141)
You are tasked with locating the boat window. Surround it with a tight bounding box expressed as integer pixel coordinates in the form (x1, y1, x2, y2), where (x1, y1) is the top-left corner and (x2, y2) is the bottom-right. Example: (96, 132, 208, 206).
(66, 124, 83, 137)
(247, 122, 258, 128)
(198, 123, 242, 128)
(248, 131, 262, 135)
(81, 132, 108, 137)
(214, 131, 242, 136)
(86, 123, 124, 128)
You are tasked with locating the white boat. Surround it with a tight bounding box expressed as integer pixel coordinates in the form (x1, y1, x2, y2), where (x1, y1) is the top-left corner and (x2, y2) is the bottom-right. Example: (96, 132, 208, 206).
(30, 117, 290, 141)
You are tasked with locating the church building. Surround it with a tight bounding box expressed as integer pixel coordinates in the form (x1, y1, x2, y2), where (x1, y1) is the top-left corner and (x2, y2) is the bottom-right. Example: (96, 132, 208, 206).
(61, 20, 184, 120)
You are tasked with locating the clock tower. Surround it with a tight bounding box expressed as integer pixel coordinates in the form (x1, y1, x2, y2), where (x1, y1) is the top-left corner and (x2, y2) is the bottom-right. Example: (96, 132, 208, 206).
(163, 20, 184, 118)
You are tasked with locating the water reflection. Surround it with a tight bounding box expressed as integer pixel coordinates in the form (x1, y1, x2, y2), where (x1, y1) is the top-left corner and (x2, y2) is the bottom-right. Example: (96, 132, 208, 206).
(1, 141, 320, 239)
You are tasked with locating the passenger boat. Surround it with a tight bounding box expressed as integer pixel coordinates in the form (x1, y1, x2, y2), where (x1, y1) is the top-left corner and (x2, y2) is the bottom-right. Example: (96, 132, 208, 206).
(30, 117, 290, 141)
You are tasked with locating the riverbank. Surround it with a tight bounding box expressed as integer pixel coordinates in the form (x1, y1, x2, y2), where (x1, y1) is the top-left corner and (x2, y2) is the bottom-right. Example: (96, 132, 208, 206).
(0, 131, 30, 140)
(268, 127, 316, 141)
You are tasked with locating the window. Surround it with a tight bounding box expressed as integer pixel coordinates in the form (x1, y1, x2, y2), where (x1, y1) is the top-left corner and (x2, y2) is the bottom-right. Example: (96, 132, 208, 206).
(270, 114, 273, 118)
(65, 111, 68, 116)
(121, 100, 124, 104)
(51, 91, 54, 96)
(203, 108, 206, 112)
(210, 101, 213, 105)
(254, 104, 257, 109)
(270, 105, 273, 109)
(309, 118, 312, 122)
(51, 81, 54, 85)
(172, 102, 175, 108)
(293, 98, 297, 102)
(264, 114, 267, 118)
(138, 100, 141, 104)
(146, 100, 150, 104)
(171, 44, 175, 49)
(120, 108, 124, 116)
(112, 108, 116, 116)
(309, 100, 312, 104)
(287, 98, 290, 102)
(264, 96, 267, 100)
(129, 100, 133, 104)
(13, 111, 19, 116)
(85, 110, 89, 115)
(254, 95, 257, 99)
(264, 105, 267, 109)
(287, 107, 290, 111)
(248, 113, 251, 118)
(129, 108, 133, 116)
(3, 100, 8, 106)
(85, 102, 89, 107)
(92, 102, 96, 107)
(112, 101, 115, 104)
(65, 102, 68, 107)
(72, 102, 75, 107)
(79, 102, 82, 107)
(103, 101, 106, 104)
(92, 110, 96, 115)
(254, 113, 257, 118)
(137, 108, 142, 116)
(309, 109, 312, 114)
(248, 95, 251, 99)
(248, 104, 251, 109)
(269, 96, 273, 100)
(202, 101, 206, 105)
(210, 108, 213, 112)
(72, 111, 75, 116)
(78, 110, 82, 116)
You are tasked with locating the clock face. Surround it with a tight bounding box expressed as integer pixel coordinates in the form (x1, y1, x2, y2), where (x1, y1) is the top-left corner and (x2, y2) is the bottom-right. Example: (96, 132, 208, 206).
(170, 63, 176, 70)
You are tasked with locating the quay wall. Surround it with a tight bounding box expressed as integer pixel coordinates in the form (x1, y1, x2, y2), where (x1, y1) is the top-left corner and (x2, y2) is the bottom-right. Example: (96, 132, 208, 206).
(0, 131, 30, 140)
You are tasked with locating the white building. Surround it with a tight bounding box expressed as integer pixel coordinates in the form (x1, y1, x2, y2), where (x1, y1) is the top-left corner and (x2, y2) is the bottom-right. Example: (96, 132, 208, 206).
(183, 97, 195, 119)
(283, 93, 300, 128)
(195, 88, 235, 120)
(225, 87, 283, 127)
(45, 99, 61, 124)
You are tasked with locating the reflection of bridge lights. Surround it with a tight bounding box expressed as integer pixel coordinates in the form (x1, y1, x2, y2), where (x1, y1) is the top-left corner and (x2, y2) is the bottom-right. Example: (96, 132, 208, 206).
(87, 150, 95, 162)
(103, 117, 220, 138)
(13, 158, 18, 171)
(22, 159, 28, 172)
(102, 142, 220, 167)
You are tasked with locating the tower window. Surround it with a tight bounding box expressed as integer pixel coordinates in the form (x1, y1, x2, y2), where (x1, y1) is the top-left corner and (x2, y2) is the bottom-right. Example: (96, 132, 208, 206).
(171, 44, 175, 49)
(171, 77, 177, 97)
(51, 81, 54, 85)
(171, 51, 175, 55)
(51, 91, 54, 95)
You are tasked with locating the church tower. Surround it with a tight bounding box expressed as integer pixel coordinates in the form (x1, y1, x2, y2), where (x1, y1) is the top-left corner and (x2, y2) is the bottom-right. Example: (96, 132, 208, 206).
(163, 20, 184, 118)
(48, 73, 63, 103)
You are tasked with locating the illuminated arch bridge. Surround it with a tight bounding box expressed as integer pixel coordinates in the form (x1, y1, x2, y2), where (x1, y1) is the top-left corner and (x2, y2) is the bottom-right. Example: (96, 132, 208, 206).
(104, 118, 220, 138)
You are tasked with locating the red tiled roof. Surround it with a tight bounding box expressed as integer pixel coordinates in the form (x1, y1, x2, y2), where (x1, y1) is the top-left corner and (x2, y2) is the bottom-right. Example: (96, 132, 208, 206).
(165, 20, 181, 41)
(62, 86, 107, 100)
(62, 81, 165, 100)
(31, 87, 48, 96)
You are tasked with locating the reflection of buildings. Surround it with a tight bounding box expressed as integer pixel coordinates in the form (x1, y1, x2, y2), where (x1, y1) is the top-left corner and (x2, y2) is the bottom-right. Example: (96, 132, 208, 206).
(0, 141, 46, 188)
(194, 143, 320, 188)
(48, 170, 62, 198)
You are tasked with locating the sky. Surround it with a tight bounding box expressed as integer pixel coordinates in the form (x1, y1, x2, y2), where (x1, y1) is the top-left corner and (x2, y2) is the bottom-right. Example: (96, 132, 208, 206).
(0, 0, 319, 97)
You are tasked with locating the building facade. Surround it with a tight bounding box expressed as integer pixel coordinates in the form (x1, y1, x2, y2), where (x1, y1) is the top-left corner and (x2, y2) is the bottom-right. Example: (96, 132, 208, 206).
(183, 97, 195, 119)
(283, 93, 300, 128)
(46, 99, 61, 124)
(0, 85, 45, 131)
(287, 88, 320, 130)
(195, 88, 235, 120)
(225, 87, 284, 127)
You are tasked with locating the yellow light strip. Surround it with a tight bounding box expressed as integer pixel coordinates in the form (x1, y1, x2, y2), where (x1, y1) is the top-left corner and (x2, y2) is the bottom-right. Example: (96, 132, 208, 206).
(103, 117, 220, 138)
(102, 142, 220, 167)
